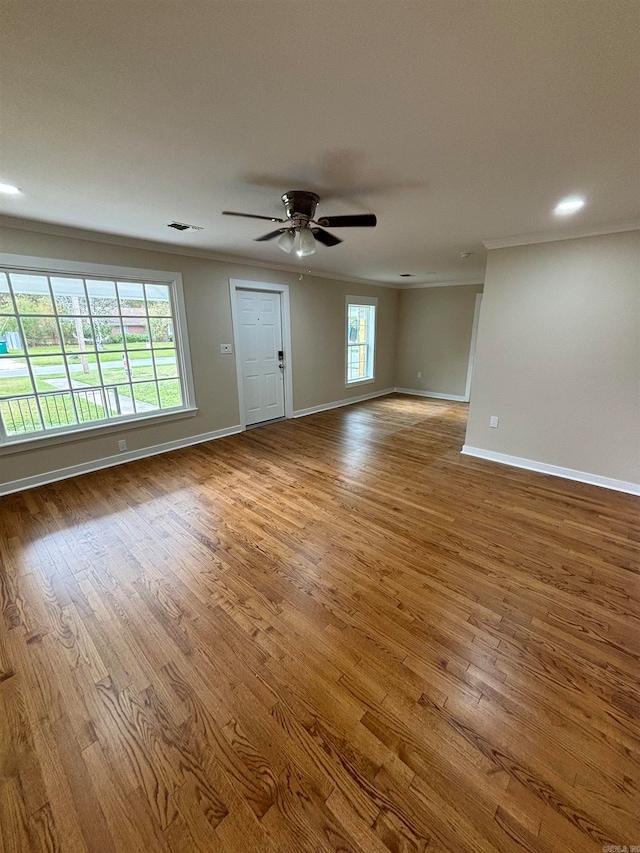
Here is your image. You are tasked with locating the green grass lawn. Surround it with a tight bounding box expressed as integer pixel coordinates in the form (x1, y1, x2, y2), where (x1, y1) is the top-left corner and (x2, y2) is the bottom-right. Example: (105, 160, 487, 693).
(0, 375, 35, 396)
(0, 342, 175, 364)
(0, 379, 181, 435)
(0, 347, 181, 434)
(1, 344, 120, 364)
(134, 379, 182, 409)
(1, 353, 177, 394)
(1, 394, 107, 435)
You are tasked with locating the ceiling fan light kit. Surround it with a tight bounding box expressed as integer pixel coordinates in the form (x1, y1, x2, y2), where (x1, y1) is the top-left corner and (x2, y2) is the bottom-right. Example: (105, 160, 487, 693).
(297, 228, 317, 257)
(222, 190, 377, 258)
(276, 230, 296, 253)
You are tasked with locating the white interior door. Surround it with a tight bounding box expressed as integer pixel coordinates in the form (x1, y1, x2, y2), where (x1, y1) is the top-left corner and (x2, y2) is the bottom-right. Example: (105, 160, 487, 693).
(237, 289, 285, 426)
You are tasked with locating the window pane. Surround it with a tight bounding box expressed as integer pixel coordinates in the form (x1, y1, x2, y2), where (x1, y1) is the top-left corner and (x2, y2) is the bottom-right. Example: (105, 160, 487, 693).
(29, 354, 67, 392)
(39, 391, 77, 430)
(123, 317, 150, 350)
(67, 355, 102, 387)
(132, 381, 160, 413)
(0, 273, 12, 312)
(9, 274, 54, 314)
(59, 317, 96, 352)
(103, 384, 134, 417)
(158, 379, 182, 409)
(51, 277, 89, 315)
(86, 280, 118, 315)
(95, 316, 123, 347)
(73, 387, 109, 423)
(347, 343, 367, 382)
(122, 349, 155, 380)
(348, 306, 368, 344)
(150, 316, 174, 347)
(117, 281, 145, 313)
(0, 358, 34, 398)
(145, 283, 171, 316)
(1, 396, 43, 435)
(97, 350, 154, 383)
(155, 348, 178, 379)
(22, 316, 62, 353)
(97, 351, 130, 385)
(0, 316, 24, 353)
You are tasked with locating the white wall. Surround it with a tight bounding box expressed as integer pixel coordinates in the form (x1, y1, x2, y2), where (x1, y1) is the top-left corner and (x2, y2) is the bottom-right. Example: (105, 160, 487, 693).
(465, 231, 640, 489)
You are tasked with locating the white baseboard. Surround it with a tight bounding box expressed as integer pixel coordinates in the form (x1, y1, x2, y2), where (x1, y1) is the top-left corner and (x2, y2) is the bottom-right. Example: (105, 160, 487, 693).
(293, 388, 395, 418)
(0, 425, 243, 497)
(461, 445, 640, 496)
(395, 387, 467, 402)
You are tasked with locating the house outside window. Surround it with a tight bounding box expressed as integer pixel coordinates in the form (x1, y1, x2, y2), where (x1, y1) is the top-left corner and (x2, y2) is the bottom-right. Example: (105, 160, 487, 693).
(0, 256, 194, 446)
(346, 296, 377, 385)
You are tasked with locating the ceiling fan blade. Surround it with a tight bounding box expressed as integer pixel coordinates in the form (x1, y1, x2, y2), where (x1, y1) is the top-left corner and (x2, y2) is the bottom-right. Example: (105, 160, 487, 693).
(255, 228, 289, 242)
(311, 227, 342, 247)
(316, 214, 377, 228)
(222, 210, 285, 223)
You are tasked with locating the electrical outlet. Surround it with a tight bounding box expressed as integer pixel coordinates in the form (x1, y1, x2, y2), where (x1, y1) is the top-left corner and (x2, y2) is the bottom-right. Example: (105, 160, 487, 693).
(118, 439, 127, 451)
(489, 416, 499, 428)
(220, 344, 233, 354)
(417, 371, 422, 379)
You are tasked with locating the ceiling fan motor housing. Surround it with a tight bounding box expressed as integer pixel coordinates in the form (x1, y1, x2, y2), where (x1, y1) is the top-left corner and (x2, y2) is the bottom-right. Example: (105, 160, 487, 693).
(281, 191, 319, 226)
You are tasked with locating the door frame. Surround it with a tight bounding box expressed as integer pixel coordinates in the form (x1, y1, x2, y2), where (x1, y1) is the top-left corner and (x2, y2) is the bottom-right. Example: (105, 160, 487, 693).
(463, 292, 483, 403)
(229, 279, 294, 430)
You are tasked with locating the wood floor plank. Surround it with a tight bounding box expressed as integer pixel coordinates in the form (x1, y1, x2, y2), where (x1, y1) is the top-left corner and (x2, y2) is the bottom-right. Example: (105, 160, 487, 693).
(1, 395, 638, 852)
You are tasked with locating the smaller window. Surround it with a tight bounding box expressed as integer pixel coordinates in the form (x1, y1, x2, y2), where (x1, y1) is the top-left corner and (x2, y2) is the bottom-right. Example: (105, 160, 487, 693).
(346, 296, 376, 384)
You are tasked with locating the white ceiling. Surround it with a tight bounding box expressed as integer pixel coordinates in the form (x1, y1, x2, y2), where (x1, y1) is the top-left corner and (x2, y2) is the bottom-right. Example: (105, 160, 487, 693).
(1, 1, 638, 285)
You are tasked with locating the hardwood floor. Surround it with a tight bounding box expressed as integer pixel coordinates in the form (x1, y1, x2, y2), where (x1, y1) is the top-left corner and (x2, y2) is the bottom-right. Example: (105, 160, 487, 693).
(0, 394, 638, 853)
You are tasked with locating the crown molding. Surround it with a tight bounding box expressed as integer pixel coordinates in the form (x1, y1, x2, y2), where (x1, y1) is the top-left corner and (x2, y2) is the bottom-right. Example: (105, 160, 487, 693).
(0, 214, 398, 289)
(483, 219, 640, 250)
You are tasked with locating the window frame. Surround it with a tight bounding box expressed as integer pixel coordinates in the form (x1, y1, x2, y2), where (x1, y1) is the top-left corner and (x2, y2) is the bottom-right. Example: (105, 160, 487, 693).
(345, 294, 377, 386)
(0, 254, 196, 452)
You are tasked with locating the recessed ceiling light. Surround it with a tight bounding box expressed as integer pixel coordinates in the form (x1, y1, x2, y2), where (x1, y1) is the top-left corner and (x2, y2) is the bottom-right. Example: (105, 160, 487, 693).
(554, 196, 585, 216)
(0, 182, 22, 195)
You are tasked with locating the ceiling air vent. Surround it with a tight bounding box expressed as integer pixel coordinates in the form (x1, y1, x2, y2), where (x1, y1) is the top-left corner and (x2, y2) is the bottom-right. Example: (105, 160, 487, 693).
(167, 221, 204, 232)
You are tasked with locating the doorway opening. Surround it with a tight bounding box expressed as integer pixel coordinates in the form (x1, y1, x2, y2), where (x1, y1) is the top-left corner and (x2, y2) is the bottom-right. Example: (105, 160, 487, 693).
(230, 279, 294, 429)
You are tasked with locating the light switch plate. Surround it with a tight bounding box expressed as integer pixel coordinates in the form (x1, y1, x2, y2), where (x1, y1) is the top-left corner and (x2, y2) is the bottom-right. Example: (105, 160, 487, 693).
(220, 344, 233, 354)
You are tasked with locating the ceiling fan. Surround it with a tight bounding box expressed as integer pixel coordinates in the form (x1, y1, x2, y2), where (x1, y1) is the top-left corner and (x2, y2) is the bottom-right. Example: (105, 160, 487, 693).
(222, 190, 377, 256)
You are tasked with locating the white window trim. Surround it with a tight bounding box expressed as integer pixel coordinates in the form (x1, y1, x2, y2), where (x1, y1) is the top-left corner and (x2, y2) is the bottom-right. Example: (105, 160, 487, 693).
(0, 254, 197, 451)
(345, 294, 377, 387)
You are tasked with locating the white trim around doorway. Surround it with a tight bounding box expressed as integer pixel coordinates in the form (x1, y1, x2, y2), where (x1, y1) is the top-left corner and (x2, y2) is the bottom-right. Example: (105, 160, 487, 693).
(229, 279, 294, 430)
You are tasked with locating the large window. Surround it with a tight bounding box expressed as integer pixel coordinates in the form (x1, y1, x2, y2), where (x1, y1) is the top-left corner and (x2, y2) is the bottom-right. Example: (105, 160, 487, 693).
(346, 296, 377, 384)
(0, 259, 194, 445)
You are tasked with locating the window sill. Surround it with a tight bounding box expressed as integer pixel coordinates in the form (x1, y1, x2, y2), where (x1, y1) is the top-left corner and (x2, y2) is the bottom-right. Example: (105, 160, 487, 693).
(0, 407, 198, 455)
(345, 378, 375, 388)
